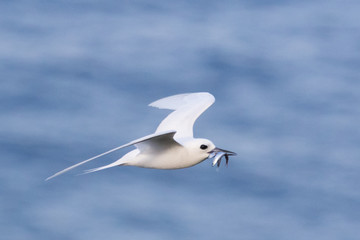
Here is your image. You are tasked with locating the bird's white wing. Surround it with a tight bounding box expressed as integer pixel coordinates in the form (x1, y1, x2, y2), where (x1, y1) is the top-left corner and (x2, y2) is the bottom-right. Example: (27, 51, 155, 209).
(134, 131, 182, 153)
(149, 92, 215, 139)
(45, 130, 178, 181)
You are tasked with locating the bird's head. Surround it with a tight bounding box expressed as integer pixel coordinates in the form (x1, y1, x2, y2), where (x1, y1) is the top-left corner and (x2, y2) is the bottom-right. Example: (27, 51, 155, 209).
(184, 138, 236, 167)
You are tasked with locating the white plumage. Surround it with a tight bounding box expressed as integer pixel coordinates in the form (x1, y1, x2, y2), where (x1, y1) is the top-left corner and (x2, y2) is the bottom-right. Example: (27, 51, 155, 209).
(46, 92, 235, 181)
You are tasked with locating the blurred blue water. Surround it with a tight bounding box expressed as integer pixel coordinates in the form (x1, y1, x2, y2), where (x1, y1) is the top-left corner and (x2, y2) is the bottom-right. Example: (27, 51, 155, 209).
(1, 0, 360, 239)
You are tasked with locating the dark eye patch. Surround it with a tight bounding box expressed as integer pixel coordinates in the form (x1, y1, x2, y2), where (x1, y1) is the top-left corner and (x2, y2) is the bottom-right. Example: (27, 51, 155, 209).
(200, 144, 208, 150)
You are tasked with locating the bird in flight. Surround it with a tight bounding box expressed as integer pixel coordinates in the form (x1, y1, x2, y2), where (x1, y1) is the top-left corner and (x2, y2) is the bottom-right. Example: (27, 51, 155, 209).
(46, 92, 236, 180)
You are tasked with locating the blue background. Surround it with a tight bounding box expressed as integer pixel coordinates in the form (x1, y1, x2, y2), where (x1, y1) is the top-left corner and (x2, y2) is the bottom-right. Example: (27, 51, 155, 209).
(1, 0, 360, 239)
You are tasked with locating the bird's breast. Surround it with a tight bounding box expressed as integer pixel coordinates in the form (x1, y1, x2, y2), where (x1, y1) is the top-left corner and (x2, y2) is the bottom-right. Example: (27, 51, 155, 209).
(129, 148, 205, 169)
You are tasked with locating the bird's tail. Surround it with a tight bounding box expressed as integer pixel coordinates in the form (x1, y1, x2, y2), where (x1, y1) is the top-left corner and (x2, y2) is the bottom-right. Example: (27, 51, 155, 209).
(45, 149, 139, 181)
(81, 149, 139, 175)
(81, 161, 125, 175)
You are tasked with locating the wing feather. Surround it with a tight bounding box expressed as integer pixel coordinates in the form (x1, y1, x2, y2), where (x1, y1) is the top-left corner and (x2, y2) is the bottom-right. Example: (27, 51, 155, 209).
(45, 130, 177, 180)
(149, 92, 215, 139)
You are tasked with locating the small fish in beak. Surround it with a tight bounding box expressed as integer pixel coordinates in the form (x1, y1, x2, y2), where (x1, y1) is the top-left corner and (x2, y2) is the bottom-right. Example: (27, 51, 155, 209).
(208, 147, 236, 167)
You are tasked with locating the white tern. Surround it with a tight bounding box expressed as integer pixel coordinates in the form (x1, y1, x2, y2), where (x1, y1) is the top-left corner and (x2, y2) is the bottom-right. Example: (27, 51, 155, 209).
(46, 92, 236, 180)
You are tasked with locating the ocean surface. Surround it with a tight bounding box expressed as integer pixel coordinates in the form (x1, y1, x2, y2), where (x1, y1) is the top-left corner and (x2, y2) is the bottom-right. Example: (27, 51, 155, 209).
(1, 0, 360, 239)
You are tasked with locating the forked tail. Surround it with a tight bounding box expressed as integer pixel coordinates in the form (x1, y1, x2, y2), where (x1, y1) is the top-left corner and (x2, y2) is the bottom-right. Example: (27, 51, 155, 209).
(81, 149, 139, 175)
(81, 162, 126, 175)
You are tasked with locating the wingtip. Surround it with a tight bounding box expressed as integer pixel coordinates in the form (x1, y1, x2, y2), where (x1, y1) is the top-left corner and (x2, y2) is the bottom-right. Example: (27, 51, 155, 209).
(149, 92, 215, 110)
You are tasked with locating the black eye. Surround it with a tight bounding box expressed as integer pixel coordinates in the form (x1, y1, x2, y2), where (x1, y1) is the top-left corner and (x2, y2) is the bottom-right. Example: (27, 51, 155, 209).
(200, 144, 208, 150)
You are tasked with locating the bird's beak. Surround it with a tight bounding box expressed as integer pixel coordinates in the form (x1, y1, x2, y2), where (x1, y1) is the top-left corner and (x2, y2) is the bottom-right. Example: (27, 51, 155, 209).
(209, 147, 236, 156)
(208, 147, 236, 167)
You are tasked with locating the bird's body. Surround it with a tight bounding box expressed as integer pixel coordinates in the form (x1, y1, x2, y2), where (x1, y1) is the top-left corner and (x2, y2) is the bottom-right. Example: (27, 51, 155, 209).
(125, 144, 198, 169)
(46, 92, 235, 181)
(129, 137, 215, 169)
(86, 136, 214, 173)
